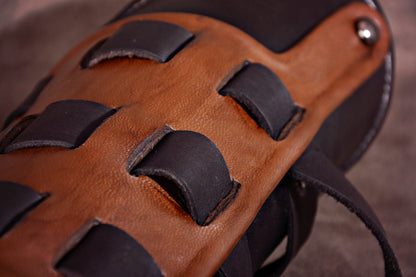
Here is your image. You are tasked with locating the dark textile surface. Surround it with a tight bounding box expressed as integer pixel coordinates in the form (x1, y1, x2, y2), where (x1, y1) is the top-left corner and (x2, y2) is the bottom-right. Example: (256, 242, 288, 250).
(0, 0, 414, 276)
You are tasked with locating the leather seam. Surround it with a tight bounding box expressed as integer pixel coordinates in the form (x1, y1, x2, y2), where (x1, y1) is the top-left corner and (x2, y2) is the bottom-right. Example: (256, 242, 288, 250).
(216, 60, 251, 92)
(276, 106, 305, 141)
(52, 218, 102, 268)
(126, 125, 174, 173)
(0, 191, 50, 237)
(0, 115, 38, 154)
(203, 180, 241, 226)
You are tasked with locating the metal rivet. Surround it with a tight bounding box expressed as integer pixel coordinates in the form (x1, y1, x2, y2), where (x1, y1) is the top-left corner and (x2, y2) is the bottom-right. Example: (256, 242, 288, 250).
(299, 182, 306, 190)
(295, 181, 307, 196)
(356, 17, 380, 46)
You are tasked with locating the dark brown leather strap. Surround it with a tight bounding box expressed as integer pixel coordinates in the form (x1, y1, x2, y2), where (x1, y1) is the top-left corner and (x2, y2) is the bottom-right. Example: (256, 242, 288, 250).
(259, 148, 401, 277)
(55, 223, 162, 277)
(4, 100, 116, 153)
(130, 130, 238, 226)
(82, 20, 194, 68)
(216, 234, 253, 277)
(255, 177, 318, 277)
(0, 181, 46, 237)
(217, 177, 318, 277)
(219, 63, 297, 140)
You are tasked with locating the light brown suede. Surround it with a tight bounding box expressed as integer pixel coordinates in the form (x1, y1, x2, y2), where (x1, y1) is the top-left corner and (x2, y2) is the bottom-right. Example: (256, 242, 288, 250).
(0, 3, 389, 276)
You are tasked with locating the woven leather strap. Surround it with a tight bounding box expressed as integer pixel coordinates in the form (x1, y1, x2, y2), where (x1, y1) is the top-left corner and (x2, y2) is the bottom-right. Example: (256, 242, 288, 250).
(257, 147, 401, 277)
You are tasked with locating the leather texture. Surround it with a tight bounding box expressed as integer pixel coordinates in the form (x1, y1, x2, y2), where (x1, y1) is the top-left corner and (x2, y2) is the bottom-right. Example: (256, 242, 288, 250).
(0, 116, 37, 154)
(112, 0, 393, 171)
(130, 130, 237, 226)
(0, 3, 390, 276)
(0, 181, 45, 237)
(286, 147, 401, 276)
(254, 177, 319, 277)
(215, 234, 254, 277)
(4, 100, 116, 153)
(219, 63, 298, 140)
(216, 180, 318, 277)
(313, 61, 392, 169)
(82, 20, 194, 67)
(55, 223, 163, 277)
(111, 0, 364, 53)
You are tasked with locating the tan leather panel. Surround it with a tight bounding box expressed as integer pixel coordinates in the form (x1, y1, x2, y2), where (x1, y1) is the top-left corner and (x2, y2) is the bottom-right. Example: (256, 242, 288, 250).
(0, 3, 389, 276)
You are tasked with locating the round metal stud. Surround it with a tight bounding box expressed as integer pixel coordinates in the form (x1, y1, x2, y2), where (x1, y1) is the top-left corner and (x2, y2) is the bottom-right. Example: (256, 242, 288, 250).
(295, 181, 307, 197)
(356, 17, 380, 46)
(299, 181, 307, 190)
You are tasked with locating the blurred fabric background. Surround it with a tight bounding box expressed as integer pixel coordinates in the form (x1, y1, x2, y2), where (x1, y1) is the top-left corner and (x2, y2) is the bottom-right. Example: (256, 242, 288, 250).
(0, 0, 414, 276)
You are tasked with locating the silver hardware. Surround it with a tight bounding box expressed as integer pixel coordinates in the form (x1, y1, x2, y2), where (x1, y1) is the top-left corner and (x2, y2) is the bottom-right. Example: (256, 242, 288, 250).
(356, 17, 380, 46)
